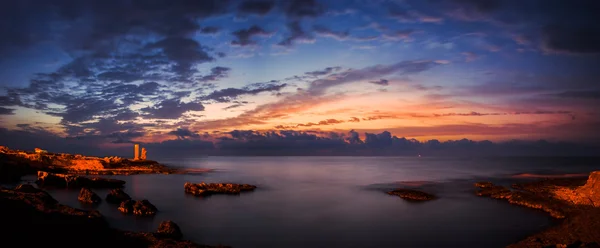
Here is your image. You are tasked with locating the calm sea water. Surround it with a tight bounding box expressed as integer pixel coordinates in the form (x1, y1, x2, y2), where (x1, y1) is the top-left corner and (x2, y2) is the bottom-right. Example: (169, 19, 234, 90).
(17, 156, 600, 248)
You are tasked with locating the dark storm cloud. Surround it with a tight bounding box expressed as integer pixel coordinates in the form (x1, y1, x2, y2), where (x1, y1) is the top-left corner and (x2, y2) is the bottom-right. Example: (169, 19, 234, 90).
(278, 21, 315, 47)
(168, 128, 200, 139)
(0, 107, 15, 115)
(141, 99, 205, 119)
(237, 0, 276, 16)
(541, 25, 600, 55)
(198, 67, 231, 82)
(146, 37, 215, 79)
(231, 25, 272, 46)
(199, 26, 221, 34)
(202, 83, 288, 103)
(284, 0, 326, 19)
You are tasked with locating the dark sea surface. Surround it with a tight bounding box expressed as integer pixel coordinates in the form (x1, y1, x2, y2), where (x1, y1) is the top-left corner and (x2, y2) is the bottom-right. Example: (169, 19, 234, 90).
(18, 156, 600, 248)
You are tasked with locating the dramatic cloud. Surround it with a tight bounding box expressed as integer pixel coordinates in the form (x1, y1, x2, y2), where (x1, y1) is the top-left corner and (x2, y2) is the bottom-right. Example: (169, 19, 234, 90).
(313, 26, 349, 40)
(237, 0, 275, 16)
(141, 99, 205, 119)
(541, 25, 600, 55)
(168, 128, 200, 139)
(369, 79, 389, 86)
(202, 83, 287, 102)
(231, 25, 272, 46)
(284, 0, 326, 19)
(278, 21, 315, 46)
(0, 107, 15, 115)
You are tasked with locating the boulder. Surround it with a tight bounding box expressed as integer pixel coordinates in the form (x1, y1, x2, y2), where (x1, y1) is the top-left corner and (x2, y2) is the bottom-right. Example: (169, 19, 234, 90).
(36, 171, 125, 189)
(134, 200, 158, 216)
(156, 220, 183, 240)
(106, 188, 131, 204)
(184, 182, 257, 196)
(78, 188, 101, 204)
(387, 188, 435, 201)
(119, 199, 158, 216)
(118, 200, 134, 214)
(14, 184, 40, 193)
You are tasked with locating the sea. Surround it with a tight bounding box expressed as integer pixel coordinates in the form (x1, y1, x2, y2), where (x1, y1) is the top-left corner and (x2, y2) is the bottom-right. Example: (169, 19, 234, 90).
(14, 156, 600, 248)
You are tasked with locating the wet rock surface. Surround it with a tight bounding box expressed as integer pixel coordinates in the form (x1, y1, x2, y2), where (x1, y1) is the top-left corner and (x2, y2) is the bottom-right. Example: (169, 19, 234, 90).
(387, 188, 435, 201)
(78, 187, 101, 204)
(106, 188, 132, 204)
(156, 220, 183, 240)
(475, 172, 600, 247)
(119, 199, 158, 216)
(36, 171, 125, 189)
(0, 185, 228, 247)
(184, 182, 257, 196)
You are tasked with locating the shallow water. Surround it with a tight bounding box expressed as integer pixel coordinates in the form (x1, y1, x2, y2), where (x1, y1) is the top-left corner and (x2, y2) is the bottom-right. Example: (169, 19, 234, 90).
(21, 156, 600, 248)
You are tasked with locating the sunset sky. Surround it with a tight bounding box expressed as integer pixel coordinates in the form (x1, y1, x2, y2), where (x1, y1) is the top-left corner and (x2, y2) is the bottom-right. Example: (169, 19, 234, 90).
(1, 0, 599, 155)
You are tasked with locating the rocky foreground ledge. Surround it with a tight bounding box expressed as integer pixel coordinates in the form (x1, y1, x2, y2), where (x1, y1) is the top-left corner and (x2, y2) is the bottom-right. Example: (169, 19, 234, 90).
(0, 184, 230, 248)
(475, 171, 600, 247)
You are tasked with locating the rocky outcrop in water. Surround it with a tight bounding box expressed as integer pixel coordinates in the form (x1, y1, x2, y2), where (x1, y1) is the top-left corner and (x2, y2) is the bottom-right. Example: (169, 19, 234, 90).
(475, 172, 600, 247)
(106, 188, 132, 204)
(157, 220, 183, 240)
(0, 185, 228, 247)
(387, 188, 435, 201)
(184, 182, 257, 196)
(118, 199, 158, 216)
(36, 171, 125, 188)
(78, 187, 101, 204)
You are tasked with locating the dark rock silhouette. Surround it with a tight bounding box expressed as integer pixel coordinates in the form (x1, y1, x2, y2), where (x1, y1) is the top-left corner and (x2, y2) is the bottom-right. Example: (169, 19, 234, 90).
(78, 187, 101, 204)
(106, 188, 132, 204)
(184, 182, 257, 196)
(119, 199, 158, 216)
(157, 220, 183, 240)
(387, 189, 435, 201)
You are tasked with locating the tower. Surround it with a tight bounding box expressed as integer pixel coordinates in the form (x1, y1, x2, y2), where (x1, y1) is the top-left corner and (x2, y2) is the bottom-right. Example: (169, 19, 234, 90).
(134, 144, 139, 160)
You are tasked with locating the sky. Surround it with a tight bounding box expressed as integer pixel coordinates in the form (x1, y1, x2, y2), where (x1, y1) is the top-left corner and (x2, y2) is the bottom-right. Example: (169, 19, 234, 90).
(0, 0, 599, 156)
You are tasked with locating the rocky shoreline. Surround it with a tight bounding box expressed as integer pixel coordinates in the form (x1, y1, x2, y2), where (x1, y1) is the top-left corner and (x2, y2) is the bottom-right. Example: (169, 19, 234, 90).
(475, 172, 600, 247)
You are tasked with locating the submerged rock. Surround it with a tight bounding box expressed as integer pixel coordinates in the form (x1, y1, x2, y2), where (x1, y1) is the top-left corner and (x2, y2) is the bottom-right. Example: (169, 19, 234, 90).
(119, 199, 158, 216)
(36, 171, 125, 189)
(184, 182, 257, 196)
(106, 188, 131, 204)
(387, 189, 435, 201)
(78, 187, 101, 204)
(156, 220, 183, 240)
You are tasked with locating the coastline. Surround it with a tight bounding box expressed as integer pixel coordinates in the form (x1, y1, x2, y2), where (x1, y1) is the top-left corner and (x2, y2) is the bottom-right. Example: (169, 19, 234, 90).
(2, 146, 600, 247)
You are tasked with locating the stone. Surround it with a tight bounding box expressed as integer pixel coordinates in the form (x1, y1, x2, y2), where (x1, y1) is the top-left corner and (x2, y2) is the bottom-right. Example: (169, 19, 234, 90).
(387, 188, 435, 201)
(184, 182, 257, 196)
(133, 200, 158, 216)
(106, 188, 131, 204)
(118, 200, 134, 214)
(156, 220, 183, 240)
(553, 171, 600, 207)
(119, 199, 158, 216)
(78, 187, 101, 204)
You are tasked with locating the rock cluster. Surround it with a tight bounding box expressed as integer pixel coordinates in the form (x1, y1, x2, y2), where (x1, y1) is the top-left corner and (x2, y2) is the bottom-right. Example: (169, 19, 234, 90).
(36, 171, 125, 188)
(78, 187, 101, 204)
(106, 188, 132, 204)
(0, 185, 228, 247)
(387, 188, 435, 201)
(184, 182, 257, 196)
(118, 199, 158, 216)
